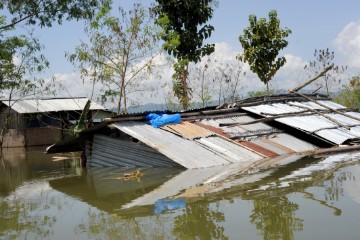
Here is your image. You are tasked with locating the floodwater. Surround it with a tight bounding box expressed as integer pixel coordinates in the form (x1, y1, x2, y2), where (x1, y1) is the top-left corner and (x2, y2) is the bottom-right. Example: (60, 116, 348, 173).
(1, 148, 360, 240)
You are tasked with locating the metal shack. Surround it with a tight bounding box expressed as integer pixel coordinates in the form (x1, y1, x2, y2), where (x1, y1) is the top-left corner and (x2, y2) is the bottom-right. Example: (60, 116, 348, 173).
(46, 93, 360, 169)
(0, 97, 112, 148)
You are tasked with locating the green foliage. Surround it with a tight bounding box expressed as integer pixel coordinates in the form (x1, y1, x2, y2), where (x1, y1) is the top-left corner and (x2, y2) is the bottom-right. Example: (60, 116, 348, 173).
(237, 10, 291, 91)
(334, 76, 360, 110)
(68, 2, 161, 114)
(0, 0, 111, 31)
(247, 90, 275, 98)
(73, 100, 91, 135)
(0, 28, 50, 98)
(153, 0, 216, 62)
(153, 0, 217, 109)
(304, 48, 347, 96)
(172, 59, 191, 109)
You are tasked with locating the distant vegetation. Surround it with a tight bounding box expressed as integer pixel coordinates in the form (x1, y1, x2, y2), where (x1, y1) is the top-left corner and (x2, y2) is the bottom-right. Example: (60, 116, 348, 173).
(0, 0, 357, 114)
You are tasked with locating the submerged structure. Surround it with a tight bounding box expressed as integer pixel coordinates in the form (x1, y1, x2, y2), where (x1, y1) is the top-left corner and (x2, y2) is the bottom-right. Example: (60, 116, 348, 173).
(0, 97, 111, 147)
(46, 93, 360, 169)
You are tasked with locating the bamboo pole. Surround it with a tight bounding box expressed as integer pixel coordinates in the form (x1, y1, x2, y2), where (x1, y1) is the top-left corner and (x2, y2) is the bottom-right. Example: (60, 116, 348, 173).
(288, 103, 350, 130)
(290, 91, 360, 122)
(291, 65, 333, 92)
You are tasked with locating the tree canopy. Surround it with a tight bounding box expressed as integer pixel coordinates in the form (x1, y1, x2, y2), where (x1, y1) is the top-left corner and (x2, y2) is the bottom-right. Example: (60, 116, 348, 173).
(237, 10, 291, 91)
(0, 0, 111, 31)
(153, 0, 217, 109)
(68, 2, 161, 114)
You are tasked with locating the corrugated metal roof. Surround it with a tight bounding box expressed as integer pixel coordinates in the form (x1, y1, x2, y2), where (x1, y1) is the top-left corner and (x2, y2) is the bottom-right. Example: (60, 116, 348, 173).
(161, 121, 214, 139)
(2, 98, 105, 113)
(242, 100, 360, 145)
(199, 115, 316, 154)
(196, 136, 263, 163)
(277, 116, 337, 132)
(111, 121, 234, 169)
(267, 133, 317, 152)
(252, 138, 292, 155)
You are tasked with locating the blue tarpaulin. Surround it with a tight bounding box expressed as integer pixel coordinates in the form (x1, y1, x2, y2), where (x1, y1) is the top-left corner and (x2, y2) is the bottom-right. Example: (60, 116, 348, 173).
(154, 198, 186, 214)
(146, 113, 181, 128)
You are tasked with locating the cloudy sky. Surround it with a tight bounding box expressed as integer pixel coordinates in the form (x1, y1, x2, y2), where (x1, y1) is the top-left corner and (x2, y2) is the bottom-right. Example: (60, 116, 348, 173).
(28, 0, 360, 106)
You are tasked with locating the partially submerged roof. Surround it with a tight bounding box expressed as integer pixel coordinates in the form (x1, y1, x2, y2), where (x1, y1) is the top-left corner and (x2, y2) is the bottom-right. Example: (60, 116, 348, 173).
(46, 93, 360, 169)
(1, 97, 106, 114)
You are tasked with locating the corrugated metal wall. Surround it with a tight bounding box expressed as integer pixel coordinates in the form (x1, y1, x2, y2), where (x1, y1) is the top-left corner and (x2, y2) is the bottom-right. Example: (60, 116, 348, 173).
(88, 134, 182, 168)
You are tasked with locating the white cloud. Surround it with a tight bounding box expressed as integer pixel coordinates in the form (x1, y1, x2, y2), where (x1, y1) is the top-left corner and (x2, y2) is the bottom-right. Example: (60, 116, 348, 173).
(334, 21, 360, 69)
(273, 54, 308, 91)
(53, 42, 313, 106)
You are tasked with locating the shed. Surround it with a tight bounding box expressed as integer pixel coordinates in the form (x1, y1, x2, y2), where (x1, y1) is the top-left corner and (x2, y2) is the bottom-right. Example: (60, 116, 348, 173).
(0, 97, 112, 147)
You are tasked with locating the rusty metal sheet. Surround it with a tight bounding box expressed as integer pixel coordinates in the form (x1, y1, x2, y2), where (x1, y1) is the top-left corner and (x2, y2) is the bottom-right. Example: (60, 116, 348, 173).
(161, 121, 214, 139)
(252, 138, 293, 155)
(268, 133, 317, 152)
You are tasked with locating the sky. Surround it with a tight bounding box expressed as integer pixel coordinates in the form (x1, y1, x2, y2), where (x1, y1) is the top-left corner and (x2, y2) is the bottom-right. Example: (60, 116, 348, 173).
(12, 0, 360, 106)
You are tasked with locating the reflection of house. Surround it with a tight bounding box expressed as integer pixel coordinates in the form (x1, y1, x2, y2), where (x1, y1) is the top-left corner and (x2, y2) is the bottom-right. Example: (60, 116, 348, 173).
(0, 97, 112, 147)
(46, 94, 360, 169)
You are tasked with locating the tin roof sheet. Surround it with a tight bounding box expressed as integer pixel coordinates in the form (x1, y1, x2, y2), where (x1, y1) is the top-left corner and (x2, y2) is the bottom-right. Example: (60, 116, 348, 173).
(89, 134, 180, 168)
(161, 121, 214, 139)
(199, 114, 317, 154)
(242, 100, 347, 116)
(196, 136, 263, 163)
(2, 98, 105, 113)
(267, 133, 317, 152)
(316, 128, 360, 145)
(242, 100, 360, 145)
(111, 121, 235, 169)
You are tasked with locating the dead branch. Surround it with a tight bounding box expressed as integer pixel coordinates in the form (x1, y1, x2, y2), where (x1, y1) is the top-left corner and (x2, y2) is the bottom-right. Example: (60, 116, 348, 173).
(290, 91, 360, 122)
(291, 65, 333, 92)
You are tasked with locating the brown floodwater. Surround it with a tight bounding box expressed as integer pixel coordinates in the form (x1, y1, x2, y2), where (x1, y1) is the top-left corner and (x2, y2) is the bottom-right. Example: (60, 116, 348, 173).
(1, 147, 360, 240)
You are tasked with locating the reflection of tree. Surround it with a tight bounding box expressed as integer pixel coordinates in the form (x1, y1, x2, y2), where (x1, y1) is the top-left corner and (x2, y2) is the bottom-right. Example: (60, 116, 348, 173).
(173, 202, 228, 240)
(249, 192, 303, 240)
(0, 199, 56, 239)
(76, 207, 173, 239)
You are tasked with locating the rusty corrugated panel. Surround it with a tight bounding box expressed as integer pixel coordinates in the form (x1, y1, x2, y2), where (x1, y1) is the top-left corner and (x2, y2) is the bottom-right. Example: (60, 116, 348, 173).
(193, 122, 230, 138)
(161, 121, 214, 139)
(238, 141, 279, 157)
(268, 133, 317, 152)
(252, 138, 293, 155)
(261, 136, 296, 153)
(111, 122, 232, 168)
(194, 115, 311, 156)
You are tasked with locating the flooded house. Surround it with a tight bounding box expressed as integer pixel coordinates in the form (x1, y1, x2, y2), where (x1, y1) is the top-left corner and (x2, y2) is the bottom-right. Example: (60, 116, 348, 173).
(46, 93, 360, 169)
(0, 97, 112, 148)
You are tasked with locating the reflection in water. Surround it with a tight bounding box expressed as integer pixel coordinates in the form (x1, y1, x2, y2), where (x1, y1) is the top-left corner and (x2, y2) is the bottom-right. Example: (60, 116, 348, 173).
(249, 194, 303, 240)
(1, 148, 360, 239)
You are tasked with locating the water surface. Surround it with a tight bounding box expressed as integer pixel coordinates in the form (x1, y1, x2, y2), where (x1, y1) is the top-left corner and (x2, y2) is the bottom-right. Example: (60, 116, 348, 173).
(1, 147, 360, 239)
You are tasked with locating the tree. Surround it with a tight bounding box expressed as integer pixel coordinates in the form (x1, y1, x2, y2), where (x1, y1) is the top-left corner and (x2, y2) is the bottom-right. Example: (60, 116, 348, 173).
(213, 59, 244, 104)
(153, 0, 217, 109)
(0, 1, 110, 147)
(0, 0, 111, 82)
(237, 10, 291, 92)
(304, 48, 347, 96)
(0, 29, 52, 148)
(68, 2, 162, 114)
(0, 0, 110, 31)
(334, 76, 360, 110)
